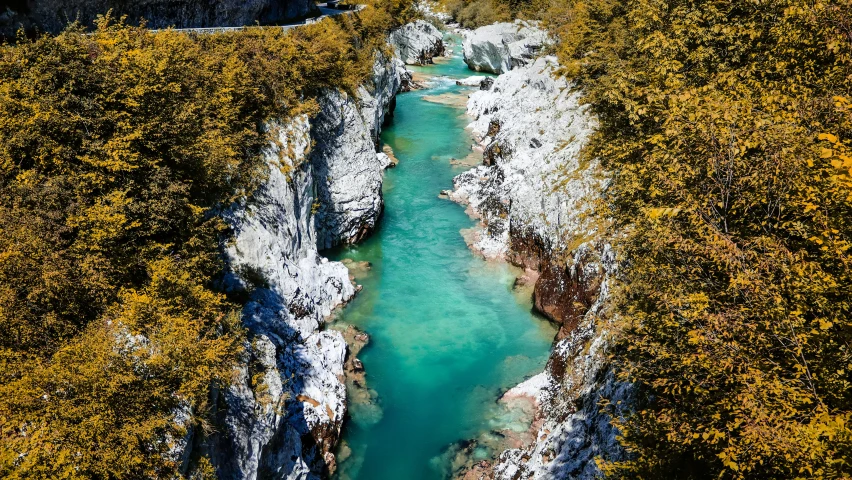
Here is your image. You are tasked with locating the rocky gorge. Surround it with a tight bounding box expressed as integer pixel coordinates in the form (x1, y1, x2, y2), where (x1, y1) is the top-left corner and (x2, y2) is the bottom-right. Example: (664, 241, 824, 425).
(193, 16, 627, 480)
(203, 15, 632, 478)
(161, 13, 622, 480)
(167, 24, 444, 479)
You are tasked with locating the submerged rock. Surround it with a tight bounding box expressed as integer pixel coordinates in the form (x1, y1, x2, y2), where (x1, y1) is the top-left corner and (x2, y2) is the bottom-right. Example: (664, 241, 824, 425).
(462, 21, 550, 74)
(382, 144, 400, 168)
(390, 20, 446, 65)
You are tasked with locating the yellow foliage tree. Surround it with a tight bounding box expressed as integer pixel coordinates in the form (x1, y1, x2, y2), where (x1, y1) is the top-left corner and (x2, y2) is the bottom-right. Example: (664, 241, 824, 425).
(0, 5, 412, 476)
(539, 0, 852, 477)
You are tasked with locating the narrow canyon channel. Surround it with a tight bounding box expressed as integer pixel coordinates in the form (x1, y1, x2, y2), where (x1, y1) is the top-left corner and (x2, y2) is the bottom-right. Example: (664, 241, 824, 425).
(329, 36, 557, 479)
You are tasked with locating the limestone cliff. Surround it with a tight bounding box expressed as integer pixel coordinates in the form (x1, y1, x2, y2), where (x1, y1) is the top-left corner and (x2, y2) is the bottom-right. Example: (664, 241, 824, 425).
(311, 52, 407, 249)
(0, 0, 313, 37)
(180, 49, 407, 479)
(451, 56, 631, 479)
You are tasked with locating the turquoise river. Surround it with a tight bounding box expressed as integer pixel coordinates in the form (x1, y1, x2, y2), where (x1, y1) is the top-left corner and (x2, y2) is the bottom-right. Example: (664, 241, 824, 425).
(330, 37, 556, 479)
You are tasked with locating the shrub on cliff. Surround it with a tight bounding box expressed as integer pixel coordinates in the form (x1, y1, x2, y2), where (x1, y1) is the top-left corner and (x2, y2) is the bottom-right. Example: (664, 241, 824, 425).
(439, 0, 511, 28)
(0, 5, 409, 477)
(544, 0, 852, 477)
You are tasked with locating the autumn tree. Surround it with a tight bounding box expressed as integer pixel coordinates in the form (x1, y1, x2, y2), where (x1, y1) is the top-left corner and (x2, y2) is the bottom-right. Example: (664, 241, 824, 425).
(539, 0, 852, 477)
(0, 5, 410, 476)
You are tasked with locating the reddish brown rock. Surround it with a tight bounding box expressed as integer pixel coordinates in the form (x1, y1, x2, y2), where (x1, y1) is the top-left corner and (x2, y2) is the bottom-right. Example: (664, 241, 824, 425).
(533, 258, 601, 338)
(507, 225, 552, 271)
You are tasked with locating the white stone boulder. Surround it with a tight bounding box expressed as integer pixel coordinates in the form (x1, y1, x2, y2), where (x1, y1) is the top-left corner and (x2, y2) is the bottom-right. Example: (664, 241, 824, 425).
(390, 20, 445, 65)
(462, 20, 549, 74)
(455, 75, 485, 86)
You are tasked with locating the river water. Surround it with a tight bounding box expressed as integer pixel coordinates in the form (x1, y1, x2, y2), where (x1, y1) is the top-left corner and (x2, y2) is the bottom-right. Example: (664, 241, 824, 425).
(330, 37, 556, 479)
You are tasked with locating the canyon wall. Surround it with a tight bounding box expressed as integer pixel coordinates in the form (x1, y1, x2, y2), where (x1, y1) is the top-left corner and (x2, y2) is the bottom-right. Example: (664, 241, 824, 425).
(0, 0, 313, 37)
(311, 54, 408, 249)
(451, 56, 631, 479)
(172, 33, 428, 476)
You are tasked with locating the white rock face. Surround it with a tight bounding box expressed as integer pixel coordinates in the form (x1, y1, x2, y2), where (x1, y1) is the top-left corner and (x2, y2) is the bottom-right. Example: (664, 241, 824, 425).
(389, 19, 445, 65)
(211, 116, 352, 480)
(311, 51, 404, 249)
(200, 51, 407, 480)
(451, 56, 630, 479)
(449, 56, 598, 260)
(462, 20, 549, 74)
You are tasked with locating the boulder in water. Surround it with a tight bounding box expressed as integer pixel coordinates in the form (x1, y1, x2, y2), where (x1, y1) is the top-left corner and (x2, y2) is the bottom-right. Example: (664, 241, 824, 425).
(462, 20, 550, 74)
(456, 75, 485, 86)
(390, 20, 446, 65)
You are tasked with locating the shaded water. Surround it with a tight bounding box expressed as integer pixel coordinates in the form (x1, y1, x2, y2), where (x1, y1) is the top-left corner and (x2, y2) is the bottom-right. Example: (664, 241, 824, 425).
(330, 37, 556, 479)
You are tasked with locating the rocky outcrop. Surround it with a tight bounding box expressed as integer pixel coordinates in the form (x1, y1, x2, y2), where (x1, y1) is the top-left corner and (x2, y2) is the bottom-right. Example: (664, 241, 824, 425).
(311, 51, 405, 249)
(462, 20, 549, 74)
(449, 56, 598, 263)
(203, 116, 352, 480)
(389, 19, 445, 65)
(181, 49, 408, 479)
(450, 56, 630, 479)
(0, 0, 314, 38)
(534, 255, 602, 336)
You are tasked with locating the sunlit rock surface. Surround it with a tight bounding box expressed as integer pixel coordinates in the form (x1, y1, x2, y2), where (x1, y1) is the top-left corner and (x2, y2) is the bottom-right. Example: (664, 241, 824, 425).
(390, 20, 446, 65)
(450, 56, 598, 262)
(207, 115, 352, 480)
(311, 51, 405, 249)
(451, 56, 631, 479)
(462, 20, 549, 74)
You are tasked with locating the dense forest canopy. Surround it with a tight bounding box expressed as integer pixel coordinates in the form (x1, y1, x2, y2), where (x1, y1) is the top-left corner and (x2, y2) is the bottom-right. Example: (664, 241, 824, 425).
(541, 0, 852, 477)
(0, 2, 413, 477)
(443, 0, 852, 476)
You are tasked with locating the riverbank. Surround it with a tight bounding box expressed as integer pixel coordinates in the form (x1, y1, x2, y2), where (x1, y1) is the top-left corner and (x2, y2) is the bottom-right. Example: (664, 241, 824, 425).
(329, 34, 558, 480)
(444, 20, 624, 480)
